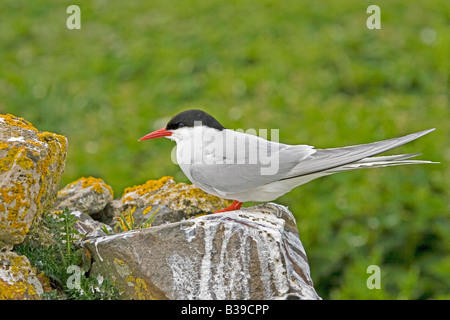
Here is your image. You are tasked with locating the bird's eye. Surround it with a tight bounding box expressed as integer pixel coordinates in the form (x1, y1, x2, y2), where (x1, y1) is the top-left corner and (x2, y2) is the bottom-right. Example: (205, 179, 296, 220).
(178, 122, 185, 128)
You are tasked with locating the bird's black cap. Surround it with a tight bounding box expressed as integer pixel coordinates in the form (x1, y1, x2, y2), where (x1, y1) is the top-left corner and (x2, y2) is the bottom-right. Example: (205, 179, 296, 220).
(165, 109, 225, 131)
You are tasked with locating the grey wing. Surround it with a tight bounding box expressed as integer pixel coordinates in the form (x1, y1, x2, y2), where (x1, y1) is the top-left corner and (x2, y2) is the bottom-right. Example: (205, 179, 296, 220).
(281, 128, 435, 180)
(188, 130, 315, 193)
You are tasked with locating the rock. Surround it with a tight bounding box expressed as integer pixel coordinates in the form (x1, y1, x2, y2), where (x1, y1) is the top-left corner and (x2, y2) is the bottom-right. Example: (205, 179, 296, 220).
(0, 114, 67, 248)
(83, 203, 320, 300)
(148, 205, 190, 227)
(121, 176, 232, 215)
(0, 251, 44, 300)
(99, 199, 123, 227)
(53, 177, 114, 218)
(104, 176, 233, 230)
(70, 210, 114, 240)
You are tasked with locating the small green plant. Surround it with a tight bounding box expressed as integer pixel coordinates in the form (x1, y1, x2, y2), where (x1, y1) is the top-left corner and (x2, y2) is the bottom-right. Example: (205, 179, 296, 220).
(15, 207, 122, 300)
(115, 206, 159, 232)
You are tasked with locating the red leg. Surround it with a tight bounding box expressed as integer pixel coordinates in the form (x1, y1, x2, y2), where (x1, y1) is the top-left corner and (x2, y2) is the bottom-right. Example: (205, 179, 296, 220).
(214, 200, 243, 213)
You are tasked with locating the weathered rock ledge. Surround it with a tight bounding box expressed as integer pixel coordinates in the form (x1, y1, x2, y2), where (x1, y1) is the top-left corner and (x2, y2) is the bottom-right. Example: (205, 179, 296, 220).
(84, 203, 320, 300)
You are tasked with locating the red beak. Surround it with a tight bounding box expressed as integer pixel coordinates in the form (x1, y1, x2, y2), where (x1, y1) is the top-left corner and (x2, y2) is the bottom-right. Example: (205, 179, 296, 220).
(139, 128, 172, 141)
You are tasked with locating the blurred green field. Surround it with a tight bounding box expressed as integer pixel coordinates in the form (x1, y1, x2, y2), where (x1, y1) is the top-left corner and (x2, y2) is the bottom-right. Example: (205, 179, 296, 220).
(1, 0, 449, 299)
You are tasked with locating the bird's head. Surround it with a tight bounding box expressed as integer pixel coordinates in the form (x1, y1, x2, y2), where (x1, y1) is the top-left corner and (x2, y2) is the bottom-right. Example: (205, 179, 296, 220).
(139, 109, 225, 143)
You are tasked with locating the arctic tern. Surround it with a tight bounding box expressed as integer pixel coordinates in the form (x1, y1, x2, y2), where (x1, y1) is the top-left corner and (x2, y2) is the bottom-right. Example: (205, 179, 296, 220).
(139, 109, 436, 213)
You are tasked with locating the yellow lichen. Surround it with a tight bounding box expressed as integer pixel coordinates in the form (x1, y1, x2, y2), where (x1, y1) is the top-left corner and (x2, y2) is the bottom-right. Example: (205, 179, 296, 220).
(112, 260, 152, 300)
(122, 176, 173, 197)
(9, 222, 29, 236)
(134, 278, 151, 300)
(125, 274, 135, 285)
(0, 279, 37, 300)
(0, 254, 40, 300)
(113, 258, 132, 279)
(0, 114, 37, 131)
(34, 131, 68, 217)
(120, 176, 232, 214)
(114, 258, 125, 266)
(142, 206, 153, 216)
(0, 146, 35, 172)
(25, 139, 43, 148)
(0, 147, 19, 173)
(16, 154, 34, 170)
(0, 181, 31, 237)
(121, 195, 134, 203)
(62, 177, 114, 197)
(0, 150, 36, 239)
(0, 115, 67, 245)
(57, 190, 67, 197)
(81, 177, 102, 193)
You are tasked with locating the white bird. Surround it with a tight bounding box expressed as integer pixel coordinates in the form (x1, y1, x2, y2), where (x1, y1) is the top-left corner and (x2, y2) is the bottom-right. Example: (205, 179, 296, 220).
(139, 109, 436, 212)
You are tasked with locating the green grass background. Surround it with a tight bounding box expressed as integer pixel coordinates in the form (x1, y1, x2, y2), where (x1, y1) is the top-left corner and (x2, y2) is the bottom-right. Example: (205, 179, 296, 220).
(1, 0, 449, 299)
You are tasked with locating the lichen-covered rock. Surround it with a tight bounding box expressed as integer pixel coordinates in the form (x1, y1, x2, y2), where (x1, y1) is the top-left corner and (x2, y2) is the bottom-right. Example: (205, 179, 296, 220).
(121, 176, 232, 215)
(0, 114, 67, 247)
(105, 176, 232, 229)
(53, 177, 114, 217)
(83, 203, 320, 300)
(0, 251, 44, 300)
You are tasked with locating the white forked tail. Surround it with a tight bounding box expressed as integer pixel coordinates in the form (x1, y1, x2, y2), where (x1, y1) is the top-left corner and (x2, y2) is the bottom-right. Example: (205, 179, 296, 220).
(326, 153, 439, 173)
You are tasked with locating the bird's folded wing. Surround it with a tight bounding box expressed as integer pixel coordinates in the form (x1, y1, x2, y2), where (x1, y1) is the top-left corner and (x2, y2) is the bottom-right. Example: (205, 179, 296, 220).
(188, 130, 315, 193)
(189, 128, 434, 193)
